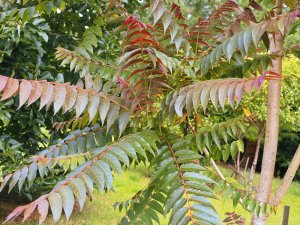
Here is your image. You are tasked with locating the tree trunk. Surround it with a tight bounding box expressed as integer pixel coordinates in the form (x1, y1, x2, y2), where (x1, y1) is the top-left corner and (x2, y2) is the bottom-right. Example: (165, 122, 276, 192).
(251, 1, 283, 224)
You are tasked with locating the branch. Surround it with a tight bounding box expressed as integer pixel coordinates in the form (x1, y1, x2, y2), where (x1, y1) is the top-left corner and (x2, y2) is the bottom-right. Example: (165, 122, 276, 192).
(165, 140, 196, 224)
(269, 145, 300, 206)
(203, 148, 225, 181)
(249, 124, 265, 190)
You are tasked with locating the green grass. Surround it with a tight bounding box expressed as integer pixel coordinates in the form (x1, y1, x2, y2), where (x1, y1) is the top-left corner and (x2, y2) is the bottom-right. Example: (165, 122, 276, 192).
(1, 164, 300, 225)
(214, 167, 300, 225)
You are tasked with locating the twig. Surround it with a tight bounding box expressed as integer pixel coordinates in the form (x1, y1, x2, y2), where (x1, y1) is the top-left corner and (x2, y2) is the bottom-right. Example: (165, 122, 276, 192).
(244, 156, 250, 175)
(203, 147, 225, 180)
(237, 151, 241, 173)
(229, 165, 248, 182)
(249, 124, 265, 190)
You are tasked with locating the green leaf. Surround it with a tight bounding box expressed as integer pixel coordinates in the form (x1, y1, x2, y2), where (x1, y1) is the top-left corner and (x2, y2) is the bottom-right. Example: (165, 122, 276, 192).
(175, 95, 186, 117)
(80, 172, 94, 195)
(106, 104, 120, 131)
(48, 192, 63, 222)
(243, 29, 252, 54)
(119, 111, 131, 136)
(177, 154, 201, 164)
(111, 147, 130, 166)
(103, 153, 122, 175)
(183, 172, 216, 184)
(131, 141, 148, 159)
(226, 35, 238, 61)
(248, 199, 256, 213)
(200, 85, 211, 113)
(161, 13, 172, 32)
(69, 178, 86, 210)
(18, 166, 28, 191)
(187, 188, 217, 199)
(88, 95, 100, 122)
(27, 162, 37, 187)
(192, 88, 201, 112)
(148, 200, 165, 215)
(193, 211, 221, 224)
(145, 208, 160, 224)
(44, 1, 54, 14)
(242, 196, 250, 209)
(75, 91, 88, 119)
(204, 132, 211, 149)
(180, 163, 205, 172)
(222, 147, 230, 162)
(118, 142, 138, 160)
(99, 98, 110, 125)
(8, 170, 20, 193)
(171, 198, 187, 217)
(230, 141, 238, 158)
(191, 204, 218, 218)
(86, 166, 104, 191)
(211, 130, 221, 149)
(0, 174, 12, 192)
(226, 177, 246, 190)
(237, 139, 244, 152)
(189, 195, 215, 210)
(59, 186, 75, 221)
(171, 207, 188, 225)
(186, 181, 213, 193)
(232, 191, 241, 208)
(96, 161, 113, 189)
(165, 188, 184, 213)
(177, 216, 190, 225)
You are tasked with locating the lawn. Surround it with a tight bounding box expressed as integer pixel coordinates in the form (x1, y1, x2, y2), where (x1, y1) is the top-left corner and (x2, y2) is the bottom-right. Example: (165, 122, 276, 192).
(1, 164, 299, 225)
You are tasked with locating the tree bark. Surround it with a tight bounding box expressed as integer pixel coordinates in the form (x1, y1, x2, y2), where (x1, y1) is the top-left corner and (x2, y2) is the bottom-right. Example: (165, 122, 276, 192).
(251, 1, 283, 224)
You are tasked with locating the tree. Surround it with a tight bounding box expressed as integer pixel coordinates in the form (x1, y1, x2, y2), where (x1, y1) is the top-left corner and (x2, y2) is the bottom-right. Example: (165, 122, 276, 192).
(0, 0, 299, 225)
(240, 55, 300, 181)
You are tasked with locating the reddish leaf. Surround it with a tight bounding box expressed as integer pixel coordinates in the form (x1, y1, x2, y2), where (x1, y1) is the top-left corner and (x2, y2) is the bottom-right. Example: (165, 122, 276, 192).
(115, 58, 143, 78)
(118, 48, 142, 65)
(63, 85, 77, 113)
(53, 85, 67, 114)
(126, 30, 154, 42)
(1, 77, 19, 100)
(39, 82, 54, 110)
(23, 203, 37, 222)
(75, 89, 88, 119)
(126, 69, 145, 80)
(88, 94, 100, 122)
(158, 63, 167, 74)
(171, 3, 185, 20)
(218, 82, 229, 110)
(244, 79, 254, 94)
(38, 199, 49, 225)
(235, 82, 245, 105)
(249, 0, 264, 11)
(18, 80, 32, 108)
(130, 37, 164, 51)
(0, 75, 8, 92)
(227, 82, 236, 108)
(4, 205, 26, 223)
(28, 81, 43, 106)
(0, 174, 12, 192)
